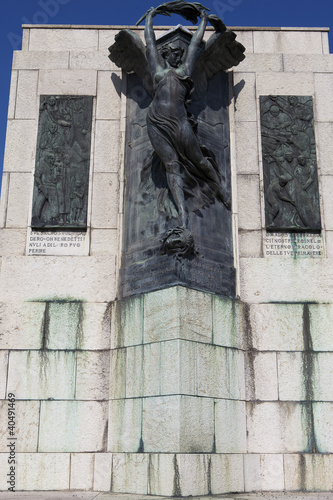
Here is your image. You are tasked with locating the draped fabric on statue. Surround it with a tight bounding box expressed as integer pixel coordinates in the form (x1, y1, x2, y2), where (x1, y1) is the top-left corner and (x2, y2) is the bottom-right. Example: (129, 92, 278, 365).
(142, 69, 222, 215)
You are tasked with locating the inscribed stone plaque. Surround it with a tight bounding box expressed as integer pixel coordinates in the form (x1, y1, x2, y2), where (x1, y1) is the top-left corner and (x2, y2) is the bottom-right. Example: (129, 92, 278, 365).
(27, 230, 89, 256)
(31, 95, 93, 230)
(264, 232, 323, 258)
(120, 28, 235, 298)
(260, 96, 321, 233)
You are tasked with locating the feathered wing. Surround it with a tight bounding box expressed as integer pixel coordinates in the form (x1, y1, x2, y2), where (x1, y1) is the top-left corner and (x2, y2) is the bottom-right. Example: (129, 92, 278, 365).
(108, 29, 153, 95)
(191, 18, 246, 100)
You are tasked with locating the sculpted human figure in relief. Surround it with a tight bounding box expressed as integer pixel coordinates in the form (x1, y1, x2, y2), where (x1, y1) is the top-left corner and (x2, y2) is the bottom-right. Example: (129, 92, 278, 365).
(109, 1, 245, 256)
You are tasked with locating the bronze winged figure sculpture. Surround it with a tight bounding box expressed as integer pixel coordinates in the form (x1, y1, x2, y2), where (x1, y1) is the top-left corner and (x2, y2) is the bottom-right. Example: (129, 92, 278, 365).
(109, 1, 245, 256)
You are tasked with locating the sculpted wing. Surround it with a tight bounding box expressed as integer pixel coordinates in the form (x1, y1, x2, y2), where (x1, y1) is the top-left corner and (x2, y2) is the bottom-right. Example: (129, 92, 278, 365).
(192, 15, 246, 99)
(108, 29, 153, 94)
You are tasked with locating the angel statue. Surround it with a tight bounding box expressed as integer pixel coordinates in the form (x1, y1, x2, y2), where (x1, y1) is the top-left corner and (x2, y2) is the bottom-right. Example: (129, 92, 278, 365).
(109, 1, 245, 257)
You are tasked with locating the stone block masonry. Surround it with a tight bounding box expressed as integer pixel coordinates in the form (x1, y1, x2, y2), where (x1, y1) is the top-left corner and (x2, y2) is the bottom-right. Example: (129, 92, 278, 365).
(1, 23, 333, 496)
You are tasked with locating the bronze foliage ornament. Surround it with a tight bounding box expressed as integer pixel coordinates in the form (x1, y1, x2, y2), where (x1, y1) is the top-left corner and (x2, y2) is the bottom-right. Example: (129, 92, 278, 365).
(109, 1, 245, 257)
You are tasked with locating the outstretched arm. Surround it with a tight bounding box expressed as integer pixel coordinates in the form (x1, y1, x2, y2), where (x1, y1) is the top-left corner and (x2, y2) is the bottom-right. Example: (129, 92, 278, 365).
(145, 8, 161, 76)
(185, 10, 208, 74)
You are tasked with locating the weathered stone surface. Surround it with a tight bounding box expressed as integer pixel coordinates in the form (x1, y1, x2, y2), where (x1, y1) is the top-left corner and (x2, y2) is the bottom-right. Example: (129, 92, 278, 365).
(94, 453, 112, 492)
(70, 453, 94, 490)
(313, 402, 333, 453)
(246, 352, 278, 401)
(143, 343, 160, 396)
(39, 69, 97, 95)
(325, 231, 333, 259)
(178, 454, 210, 496)
(0, 302, 45, 350)
(235, 122, 259, 174)
(13, 51, 70, 70)
(316, 122, 333, 175)
(233, 73, 257, 122)
(144, 287, 212, 344)
(112, 453, 148, 494)
(142, 396, 214, 453)
(314, 74, 333, 122)
(46, 302, 83, 350)
(250, 303, 304, 351)
(16, 453, 70, 490)
(0, 229, 26, 256)
(109, 349, 126, 400)
(196, 344, 228, 398)
(256, 72, 314, 96)
(91, 173, 119, 229)
(215, 400, 247, 453)
(234, 53, 283, 73)
(94, 120, 120, 173)
(321, 176, 333, 231)
(212, 297, 244, 349)
(247, 402, 310, 453)
(111, 294, 143, 349)
(240, 259, 333, 303)
(39, 401, 108, 452)
(277, 352, 304, 401)
(160, 340, 196, 396)
(15, 70, 38, 119)
(78, 303, 111, 351)
(253, 30, 324, 54)
(244, 454, 284, 491)
(70, 51, 113, 70)
(284, 453, 333, 491)
(96, 71, 122, 120)
(6, 173, 32, 228)
(76, 351, 110, 400)
(237, 175, 261, 230)
(0, 352, 8, 399)
(90, 229, 118, 256)
(7, 70, 18, 119)
(29, 28, 99, 52)
(211, 454, 244, 494)
(4, 118, 37, 172)
(284, 54, 333, 73)
(125, 345, 143, 398)
(0, 400, 39, 452)
(0, 256, 116, 303)
(148, 453, 175, 496)
(310, 304, 333, 351)
(233, 30, 254, 53)
(0, 173, 9, 229)
(108, 399, 142, 453)
(313, 353, 333, 401)
(7, 351, 76, 400)
(238, 230, 262, 258)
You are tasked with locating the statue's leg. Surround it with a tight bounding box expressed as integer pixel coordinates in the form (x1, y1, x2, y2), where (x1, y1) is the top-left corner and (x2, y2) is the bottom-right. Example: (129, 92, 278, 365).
(165, 161, 187, 227)
(147, 126, 188, 225)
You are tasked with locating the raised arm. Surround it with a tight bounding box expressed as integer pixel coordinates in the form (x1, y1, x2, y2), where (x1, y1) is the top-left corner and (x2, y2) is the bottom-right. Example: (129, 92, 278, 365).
(145, 8, 161, 76)
(185, 10, 208, 74)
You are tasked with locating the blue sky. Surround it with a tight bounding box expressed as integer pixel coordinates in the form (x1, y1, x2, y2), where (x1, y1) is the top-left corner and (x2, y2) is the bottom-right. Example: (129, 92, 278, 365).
(0, 0, 332, 184)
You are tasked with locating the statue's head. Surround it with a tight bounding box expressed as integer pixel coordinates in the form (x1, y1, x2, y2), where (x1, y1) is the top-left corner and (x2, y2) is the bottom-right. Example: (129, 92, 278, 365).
(279, 175, 289, 187)
(161, 44, 184, 68)
(161, 226, 195, 258)
(288, 96, 297, 106)
(46, 153, 55, 164)
(298, 155, 307, 166)
(285, 153, 293, 163)
(270, 105, 280, 117)
(49, 123, 58, 134)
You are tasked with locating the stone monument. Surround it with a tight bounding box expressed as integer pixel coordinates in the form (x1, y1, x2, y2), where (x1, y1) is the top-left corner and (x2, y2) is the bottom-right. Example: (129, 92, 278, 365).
(0, 1, 333, 495)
